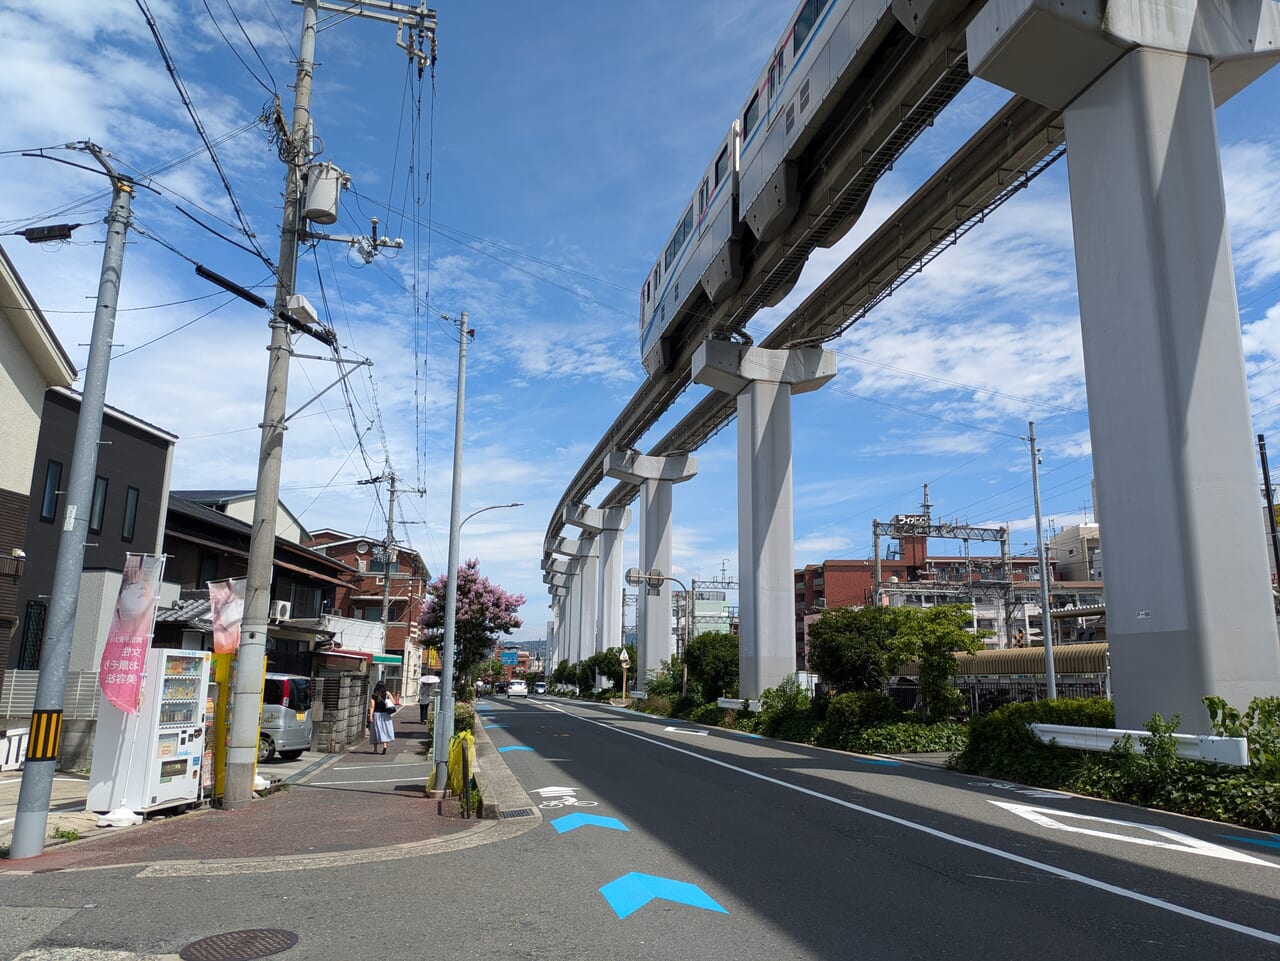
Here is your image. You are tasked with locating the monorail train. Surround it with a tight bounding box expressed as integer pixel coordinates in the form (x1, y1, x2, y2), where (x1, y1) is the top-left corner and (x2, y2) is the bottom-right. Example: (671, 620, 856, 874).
(639, 0, 903, 376)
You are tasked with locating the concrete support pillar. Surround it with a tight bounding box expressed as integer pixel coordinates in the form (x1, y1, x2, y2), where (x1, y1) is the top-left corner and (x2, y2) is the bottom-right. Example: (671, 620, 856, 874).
(572, 541, 600, 665)
(604, 451, 697, 690)
(969, 0, 1280, 728)
(693, 340, 835, 698)
(565, 504, 633, 657)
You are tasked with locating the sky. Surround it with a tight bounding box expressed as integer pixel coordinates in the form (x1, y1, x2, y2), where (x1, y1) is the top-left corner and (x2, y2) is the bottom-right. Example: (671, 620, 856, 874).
(2, 1, 1280, 648)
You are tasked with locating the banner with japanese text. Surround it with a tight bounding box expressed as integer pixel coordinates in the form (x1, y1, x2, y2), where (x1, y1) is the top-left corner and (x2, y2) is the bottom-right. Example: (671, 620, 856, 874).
(98, 553, 165, 714)
(208, 577, 246, 654)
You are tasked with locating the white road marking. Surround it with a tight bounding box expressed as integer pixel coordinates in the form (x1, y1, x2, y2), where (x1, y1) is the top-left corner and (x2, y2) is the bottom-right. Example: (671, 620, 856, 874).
(664, 726, 707, 735)
(552, 704, 1280, 946)
(990, 802, 1277, 866)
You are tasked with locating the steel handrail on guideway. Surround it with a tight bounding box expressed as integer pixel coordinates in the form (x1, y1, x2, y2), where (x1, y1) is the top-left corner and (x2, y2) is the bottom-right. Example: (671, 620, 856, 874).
(545, 6, 1065, 549)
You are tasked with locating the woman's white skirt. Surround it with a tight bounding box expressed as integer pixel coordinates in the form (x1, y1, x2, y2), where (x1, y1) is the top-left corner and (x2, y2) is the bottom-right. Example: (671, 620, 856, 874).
(371, 711, 396, 744)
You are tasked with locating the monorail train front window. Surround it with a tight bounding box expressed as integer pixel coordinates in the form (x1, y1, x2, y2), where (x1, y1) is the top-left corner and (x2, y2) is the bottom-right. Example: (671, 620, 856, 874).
(793, 0, 833, 54)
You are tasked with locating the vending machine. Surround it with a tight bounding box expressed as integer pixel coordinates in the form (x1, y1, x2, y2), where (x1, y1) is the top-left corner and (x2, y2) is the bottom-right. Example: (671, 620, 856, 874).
(88, 649, 213, 814)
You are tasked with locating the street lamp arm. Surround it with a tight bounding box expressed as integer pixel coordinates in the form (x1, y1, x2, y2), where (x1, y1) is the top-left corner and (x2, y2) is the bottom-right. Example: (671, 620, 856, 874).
(461, 502, 523, 529)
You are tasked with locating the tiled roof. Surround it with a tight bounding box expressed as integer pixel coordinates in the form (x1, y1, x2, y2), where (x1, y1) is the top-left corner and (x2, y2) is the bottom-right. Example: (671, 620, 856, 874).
(154, 597, 212, 630)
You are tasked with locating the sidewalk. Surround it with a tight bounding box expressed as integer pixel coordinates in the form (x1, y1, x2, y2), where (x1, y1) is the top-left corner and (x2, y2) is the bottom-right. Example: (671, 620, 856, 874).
(0, 705, 535, 874)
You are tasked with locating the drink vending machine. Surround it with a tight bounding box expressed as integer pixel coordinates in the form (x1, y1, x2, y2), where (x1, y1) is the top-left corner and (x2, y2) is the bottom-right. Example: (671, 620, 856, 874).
(88, 649, 213, 814)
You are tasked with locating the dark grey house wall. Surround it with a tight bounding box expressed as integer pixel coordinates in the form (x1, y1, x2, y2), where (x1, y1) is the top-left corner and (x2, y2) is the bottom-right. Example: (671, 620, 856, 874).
(9, 389, 173, 669)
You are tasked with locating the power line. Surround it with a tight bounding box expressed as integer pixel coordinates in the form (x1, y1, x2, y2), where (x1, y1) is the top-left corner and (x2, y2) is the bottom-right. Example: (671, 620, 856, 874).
(135, 0, 275, 271)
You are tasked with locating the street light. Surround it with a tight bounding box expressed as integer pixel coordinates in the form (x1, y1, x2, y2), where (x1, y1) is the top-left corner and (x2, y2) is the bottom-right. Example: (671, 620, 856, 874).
(625, 567, 690, 695)
(431, 499, 523, 795)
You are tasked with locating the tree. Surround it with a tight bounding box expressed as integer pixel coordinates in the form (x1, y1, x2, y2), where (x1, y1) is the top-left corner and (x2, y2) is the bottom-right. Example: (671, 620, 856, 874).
(893, 605, 982, 722)
(419, 559, 525, 686)
(807, 606, 911, 692)
(684, 631, 739, 701)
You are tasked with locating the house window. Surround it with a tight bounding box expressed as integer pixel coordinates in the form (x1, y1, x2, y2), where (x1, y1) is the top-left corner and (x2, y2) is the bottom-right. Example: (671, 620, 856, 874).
(122, 486, 140, 542)
(89, 475, 108, 535)
(17, 600, 47, 669)
(40, 460, 62, 522)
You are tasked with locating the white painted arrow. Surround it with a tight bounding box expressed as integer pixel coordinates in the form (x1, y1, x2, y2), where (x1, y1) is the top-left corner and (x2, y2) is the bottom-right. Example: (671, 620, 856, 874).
(664, 727, 707, 736)
(991, 802, 1276, 867)
(532, 786, 579, 797)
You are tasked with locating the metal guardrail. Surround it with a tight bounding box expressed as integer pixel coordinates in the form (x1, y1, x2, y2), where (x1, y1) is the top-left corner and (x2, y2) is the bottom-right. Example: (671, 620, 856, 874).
(1, 671, 101, 720)
(1030, 723, 1249, 766)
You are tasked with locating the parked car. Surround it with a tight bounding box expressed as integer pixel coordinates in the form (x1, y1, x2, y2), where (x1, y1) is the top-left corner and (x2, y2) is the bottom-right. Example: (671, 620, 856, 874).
(259, 673, 314, 762)
(532, 681, 547, 695)
(507, 679, 529, 698)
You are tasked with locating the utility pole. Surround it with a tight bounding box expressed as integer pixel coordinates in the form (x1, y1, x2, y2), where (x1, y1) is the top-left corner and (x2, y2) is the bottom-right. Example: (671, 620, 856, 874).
(1028, 421, 1057, 699)
(1257, 435, 1280, 582)
(10, 145, 133, 859)
(226, 0, 438, 808)
(432, 311, 470, 795)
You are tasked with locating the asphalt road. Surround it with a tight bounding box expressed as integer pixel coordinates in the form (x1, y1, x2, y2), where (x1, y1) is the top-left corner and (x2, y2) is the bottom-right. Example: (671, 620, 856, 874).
(2, 696, 1278, 960)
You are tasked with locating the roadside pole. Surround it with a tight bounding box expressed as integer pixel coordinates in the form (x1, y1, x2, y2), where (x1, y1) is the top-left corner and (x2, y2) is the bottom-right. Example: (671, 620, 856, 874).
(223, 0, 318, 809)
(1028, 421, 1057, 699)
(432, 312, 470, 794)
(10, 149, 133, 859)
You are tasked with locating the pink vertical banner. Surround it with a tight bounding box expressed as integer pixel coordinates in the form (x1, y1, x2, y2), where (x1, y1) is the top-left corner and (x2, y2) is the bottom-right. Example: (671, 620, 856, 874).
(99, 553, 165, 714)
(208, 578, 245, 654)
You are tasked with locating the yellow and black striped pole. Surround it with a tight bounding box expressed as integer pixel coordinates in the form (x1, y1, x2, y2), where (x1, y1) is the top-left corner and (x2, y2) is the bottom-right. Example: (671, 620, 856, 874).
(25, 710, 63, 762)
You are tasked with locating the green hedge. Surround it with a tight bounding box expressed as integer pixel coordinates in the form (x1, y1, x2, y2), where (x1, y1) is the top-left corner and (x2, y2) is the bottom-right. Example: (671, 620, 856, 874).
(951, 697, 1115, 783)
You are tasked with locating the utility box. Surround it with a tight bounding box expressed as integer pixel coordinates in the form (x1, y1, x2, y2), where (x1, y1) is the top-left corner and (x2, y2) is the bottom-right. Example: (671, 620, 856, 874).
(303, 162, 346, 224)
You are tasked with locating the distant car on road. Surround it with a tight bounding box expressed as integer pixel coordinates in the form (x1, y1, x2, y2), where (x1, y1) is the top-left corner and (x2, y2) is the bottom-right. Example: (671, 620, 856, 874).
(507, 679, 529, 698)
(532, 681, 547, 695)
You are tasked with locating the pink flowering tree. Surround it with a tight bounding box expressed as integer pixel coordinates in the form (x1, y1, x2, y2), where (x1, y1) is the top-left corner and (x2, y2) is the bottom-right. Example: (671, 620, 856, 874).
(420, 558, 525, 683)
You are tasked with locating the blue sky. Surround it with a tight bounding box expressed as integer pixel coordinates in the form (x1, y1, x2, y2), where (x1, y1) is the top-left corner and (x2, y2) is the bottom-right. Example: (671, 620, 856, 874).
(2, 1, 1279, 646)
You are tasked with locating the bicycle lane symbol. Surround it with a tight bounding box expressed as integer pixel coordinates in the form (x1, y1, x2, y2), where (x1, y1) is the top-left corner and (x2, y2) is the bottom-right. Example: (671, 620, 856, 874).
(533, 785, 599, 809)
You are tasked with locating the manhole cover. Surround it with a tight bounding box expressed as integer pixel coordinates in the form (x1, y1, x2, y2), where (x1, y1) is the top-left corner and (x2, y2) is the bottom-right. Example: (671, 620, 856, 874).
(179, 928, 298, 960)
(499, 807, 536, 819)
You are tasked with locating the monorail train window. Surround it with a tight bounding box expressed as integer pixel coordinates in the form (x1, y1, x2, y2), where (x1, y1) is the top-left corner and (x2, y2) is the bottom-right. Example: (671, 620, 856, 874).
(743, 92, 760, 135)
(768, 50, 784, 102)
(698, 178, 709, 215)
(714, 145, 729, 186)
(793, 0, 832, 54)
(666, 233, 680, 270)
(680, 206, 694, 244)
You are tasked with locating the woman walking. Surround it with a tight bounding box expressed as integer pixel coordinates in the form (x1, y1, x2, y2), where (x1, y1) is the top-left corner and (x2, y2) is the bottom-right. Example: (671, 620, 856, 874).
(369, 680, 397, 755)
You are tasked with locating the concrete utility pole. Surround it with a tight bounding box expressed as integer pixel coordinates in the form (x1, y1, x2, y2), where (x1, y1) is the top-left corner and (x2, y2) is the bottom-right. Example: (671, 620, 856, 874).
(1028, 421, 1057, 699)
(432, 311, 470, 794)
(227, 0, 438, 807)
(224, 0, 319, 810)
(10, 145, 133, 859)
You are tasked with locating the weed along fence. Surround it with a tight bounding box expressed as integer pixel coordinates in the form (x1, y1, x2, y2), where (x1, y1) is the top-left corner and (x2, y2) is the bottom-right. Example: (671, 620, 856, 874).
(889, 642, 1111, 716)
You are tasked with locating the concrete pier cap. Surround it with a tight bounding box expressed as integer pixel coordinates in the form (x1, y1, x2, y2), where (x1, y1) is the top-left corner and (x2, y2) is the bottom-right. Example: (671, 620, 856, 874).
(692, 341, 836, 396)
(603, 449, 698, 485)
(967, 0, 1280, 111)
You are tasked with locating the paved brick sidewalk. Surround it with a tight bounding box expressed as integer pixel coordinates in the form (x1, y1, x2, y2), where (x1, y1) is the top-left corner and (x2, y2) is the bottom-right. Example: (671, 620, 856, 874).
(1, 708, 491, 873)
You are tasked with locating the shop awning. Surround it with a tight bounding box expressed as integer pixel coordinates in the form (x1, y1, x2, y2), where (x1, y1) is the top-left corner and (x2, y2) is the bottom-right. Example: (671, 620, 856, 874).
(372, 654, 401, 664)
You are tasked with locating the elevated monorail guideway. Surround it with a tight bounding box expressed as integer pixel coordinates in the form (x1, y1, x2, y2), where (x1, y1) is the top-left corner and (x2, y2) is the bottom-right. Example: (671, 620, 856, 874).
(591, 92, 1065, 515)
(545, 2, 984, 550)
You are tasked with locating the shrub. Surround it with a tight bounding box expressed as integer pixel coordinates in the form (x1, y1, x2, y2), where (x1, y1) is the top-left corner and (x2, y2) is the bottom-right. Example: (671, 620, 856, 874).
(818, 691, 903, 749)
(952, 697, 1115, 782)
(755, 675, 815, 740)
(687, 702, 729, 726)
(636, 694, 673, 717)
(1204, 695, 1280, 777)
(685, 631, 739, 699)
(846, 722, 968, 754)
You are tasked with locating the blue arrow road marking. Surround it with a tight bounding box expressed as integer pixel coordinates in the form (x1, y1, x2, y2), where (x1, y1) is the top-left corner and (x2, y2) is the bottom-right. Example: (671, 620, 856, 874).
(854, 757, 901, 766)
(497, 746, 533, 753)
(484, 723, 506, 728)
(729, 731, 763, 739)
(552, 813, 629, 834)
(600, 872, 728, 920)
(1218, 833, 1280, 850)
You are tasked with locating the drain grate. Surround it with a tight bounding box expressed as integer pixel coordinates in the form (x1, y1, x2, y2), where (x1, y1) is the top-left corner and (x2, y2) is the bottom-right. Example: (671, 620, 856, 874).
(499, 807, 536, 819)
(179, 928, 299, 960)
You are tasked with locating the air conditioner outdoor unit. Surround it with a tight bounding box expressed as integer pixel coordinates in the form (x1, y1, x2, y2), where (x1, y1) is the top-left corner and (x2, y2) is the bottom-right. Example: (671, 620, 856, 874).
(814, 598, 827, 609)
(269, 600, 292, 621)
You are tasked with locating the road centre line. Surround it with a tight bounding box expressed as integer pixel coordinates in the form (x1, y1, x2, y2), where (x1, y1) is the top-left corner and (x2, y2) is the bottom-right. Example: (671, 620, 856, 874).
(551, 705, 1280, 946)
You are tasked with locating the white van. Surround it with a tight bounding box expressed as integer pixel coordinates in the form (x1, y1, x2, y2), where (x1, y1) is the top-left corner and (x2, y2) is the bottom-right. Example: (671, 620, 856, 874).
(259, 673, 314, 762)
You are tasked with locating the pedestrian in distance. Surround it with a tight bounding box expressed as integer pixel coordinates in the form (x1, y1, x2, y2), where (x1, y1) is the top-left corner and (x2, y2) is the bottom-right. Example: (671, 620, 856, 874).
(418, 671, 438, 724)
(369, 680, 397, 755)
